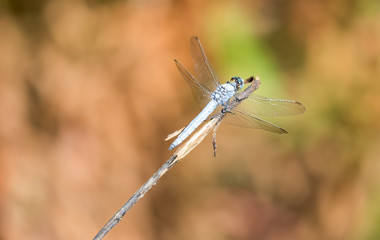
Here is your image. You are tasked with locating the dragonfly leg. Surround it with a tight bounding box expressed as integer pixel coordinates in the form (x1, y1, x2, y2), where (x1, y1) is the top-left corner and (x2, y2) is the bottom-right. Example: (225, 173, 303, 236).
(222, 99, 232, 113)
(221, 94, 242, 113)
(233, 94, 242, 102)
(221, 108, 235, 114)
(212, 119, 222, 157)
(221, 101, 235, 114)
(212, 132, 217, 157)
(221, 107, 228, 114)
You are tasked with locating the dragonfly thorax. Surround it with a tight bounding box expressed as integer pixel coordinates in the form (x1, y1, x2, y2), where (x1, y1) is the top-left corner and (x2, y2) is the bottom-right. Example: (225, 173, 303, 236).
(211, 83, 236, 105)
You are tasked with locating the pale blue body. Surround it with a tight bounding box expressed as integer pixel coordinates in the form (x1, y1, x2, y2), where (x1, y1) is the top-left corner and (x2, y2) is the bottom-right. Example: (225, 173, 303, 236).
(169, 82, 238, 150)
(168, 37, 305, 151)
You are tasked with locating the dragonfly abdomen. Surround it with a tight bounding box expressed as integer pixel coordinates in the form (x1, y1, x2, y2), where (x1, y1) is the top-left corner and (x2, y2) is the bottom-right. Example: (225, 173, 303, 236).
(169, 100, 218, 150)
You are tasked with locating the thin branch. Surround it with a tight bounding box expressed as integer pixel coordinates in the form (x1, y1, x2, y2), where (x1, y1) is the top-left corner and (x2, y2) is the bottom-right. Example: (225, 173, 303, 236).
(93, 77, 261, 240)
(93, 155, 178, 240)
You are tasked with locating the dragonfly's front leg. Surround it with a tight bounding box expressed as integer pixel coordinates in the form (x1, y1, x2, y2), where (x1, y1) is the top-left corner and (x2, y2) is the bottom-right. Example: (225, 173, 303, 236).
(232, 94, 242, 102)
(221, 94, 241, 113)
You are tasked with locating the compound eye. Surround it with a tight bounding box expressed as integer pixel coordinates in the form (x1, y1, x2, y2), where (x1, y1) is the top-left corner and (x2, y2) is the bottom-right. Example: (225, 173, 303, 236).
(237, 78, 244, 89)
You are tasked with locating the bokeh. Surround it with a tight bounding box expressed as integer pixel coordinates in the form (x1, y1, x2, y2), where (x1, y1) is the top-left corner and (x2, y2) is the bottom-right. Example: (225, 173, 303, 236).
(1, 0, 380, 239)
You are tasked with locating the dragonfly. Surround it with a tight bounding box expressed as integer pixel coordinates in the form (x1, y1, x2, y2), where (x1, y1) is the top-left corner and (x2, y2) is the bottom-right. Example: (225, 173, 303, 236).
(169, 36, 305, 150)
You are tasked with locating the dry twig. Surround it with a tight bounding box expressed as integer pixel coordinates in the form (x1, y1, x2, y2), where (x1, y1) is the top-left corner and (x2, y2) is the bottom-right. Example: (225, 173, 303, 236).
(93, 77, 261, 240)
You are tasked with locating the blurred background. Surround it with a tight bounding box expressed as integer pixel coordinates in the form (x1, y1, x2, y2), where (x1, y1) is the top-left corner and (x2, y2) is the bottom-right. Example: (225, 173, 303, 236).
(1, 0, 380, 239)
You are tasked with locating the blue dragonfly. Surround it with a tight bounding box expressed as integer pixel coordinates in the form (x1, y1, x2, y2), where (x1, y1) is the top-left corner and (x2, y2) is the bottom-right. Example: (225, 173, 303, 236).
(169, 36, 305, 150)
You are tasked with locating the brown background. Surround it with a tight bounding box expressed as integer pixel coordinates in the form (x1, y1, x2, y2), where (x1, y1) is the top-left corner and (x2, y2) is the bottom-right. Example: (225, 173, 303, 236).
(1, 0, 380, 239)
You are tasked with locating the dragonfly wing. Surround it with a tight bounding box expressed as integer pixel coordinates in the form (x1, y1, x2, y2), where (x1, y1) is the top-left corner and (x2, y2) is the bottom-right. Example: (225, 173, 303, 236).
(190, 36, 220, 90)
(175, 60, 213, 109)
(223, 108, 288, 134)
(235, 94, 306, 117)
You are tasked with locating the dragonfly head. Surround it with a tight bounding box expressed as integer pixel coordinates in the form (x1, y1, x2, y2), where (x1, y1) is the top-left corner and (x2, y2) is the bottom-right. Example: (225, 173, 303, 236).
(230, 77, 244, 90)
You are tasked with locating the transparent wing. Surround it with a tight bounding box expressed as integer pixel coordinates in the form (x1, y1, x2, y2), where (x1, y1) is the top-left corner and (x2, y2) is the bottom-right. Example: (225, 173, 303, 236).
(234, 94, 306, 117)
(223, 108, 288, 134)
(175, 60, 212, 108)
(191, 36, 220, 91)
